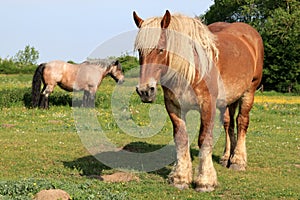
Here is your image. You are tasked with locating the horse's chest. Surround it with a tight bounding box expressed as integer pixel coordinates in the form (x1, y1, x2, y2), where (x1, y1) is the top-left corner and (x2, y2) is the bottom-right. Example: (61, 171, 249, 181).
(165, 88, 200, 111)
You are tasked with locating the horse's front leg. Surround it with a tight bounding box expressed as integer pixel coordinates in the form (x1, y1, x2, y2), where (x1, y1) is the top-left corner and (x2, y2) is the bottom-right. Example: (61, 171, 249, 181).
(88, 93, 96, 107)
(82, 91, 89, 107)
(83, 91, 95, 108)
(195, 100, 218, 192)
(86, 87, 96, 107)
(166, 100, 192, 190)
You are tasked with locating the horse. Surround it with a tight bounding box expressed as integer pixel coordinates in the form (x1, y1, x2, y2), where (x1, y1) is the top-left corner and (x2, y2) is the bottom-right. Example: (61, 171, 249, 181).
(32, 59, 124, 108)
(133, 10, 263, 192)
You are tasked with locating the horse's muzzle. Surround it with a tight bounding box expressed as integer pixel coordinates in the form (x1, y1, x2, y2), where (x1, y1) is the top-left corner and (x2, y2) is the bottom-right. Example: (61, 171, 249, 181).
(136, 84, 157, 103)
(117, 79, 124, 84)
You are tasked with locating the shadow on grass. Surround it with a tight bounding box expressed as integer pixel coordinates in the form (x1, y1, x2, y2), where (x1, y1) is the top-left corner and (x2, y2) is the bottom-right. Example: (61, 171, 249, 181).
(63, 141, 221, 179)
(63, 155, 111, 176)
(24, 91, 74, 108)
(63, 142, 172, 178)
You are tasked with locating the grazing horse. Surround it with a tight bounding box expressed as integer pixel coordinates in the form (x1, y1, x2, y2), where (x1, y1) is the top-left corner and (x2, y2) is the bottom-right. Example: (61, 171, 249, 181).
(133, 10, 263, 192)
(32, 59, 124, 108)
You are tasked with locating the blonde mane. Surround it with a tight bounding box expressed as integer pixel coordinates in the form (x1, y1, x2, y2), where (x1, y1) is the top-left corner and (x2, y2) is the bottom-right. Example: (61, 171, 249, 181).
(134, 14, 219, 83)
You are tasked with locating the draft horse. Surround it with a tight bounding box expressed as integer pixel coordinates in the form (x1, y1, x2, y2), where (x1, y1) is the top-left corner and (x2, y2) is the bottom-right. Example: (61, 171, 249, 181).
(133, 10, 263, 191)
(32, 59, 124, 108)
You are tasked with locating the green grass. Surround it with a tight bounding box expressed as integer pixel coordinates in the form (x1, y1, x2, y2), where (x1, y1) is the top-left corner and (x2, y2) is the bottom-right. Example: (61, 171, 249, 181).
(0, 74, 299, 199)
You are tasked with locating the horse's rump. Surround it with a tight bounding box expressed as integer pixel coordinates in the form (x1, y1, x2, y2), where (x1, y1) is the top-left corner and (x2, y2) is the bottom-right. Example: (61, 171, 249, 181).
(209, 22, 264, 104)
(208, 22, 230, 33)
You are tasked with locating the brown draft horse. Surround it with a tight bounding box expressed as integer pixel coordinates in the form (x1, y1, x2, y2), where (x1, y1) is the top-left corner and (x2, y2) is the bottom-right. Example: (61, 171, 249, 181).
(133, 10, 263, 192)
(32, 59, 124, 108)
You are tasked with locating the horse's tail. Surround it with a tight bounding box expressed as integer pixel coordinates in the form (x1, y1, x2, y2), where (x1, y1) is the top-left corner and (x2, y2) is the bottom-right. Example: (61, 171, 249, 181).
(32, 63, 46, 107)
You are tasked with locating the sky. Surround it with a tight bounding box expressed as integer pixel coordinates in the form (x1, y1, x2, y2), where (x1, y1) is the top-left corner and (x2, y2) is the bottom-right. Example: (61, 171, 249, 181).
(0, 0, 214, 63)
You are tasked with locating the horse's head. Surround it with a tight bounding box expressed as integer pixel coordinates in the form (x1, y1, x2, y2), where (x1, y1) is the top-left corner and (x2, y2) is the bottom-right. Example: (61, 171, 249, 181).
(133, 10, 171, 103)
(109, 60, 124, 84)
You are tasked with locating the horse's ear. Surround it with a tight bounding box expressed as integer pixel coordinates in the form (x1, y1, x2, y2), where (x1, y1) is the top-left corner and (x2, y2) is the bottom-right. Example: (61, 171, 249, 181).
(161, 10, 171, 29)
(133, 11, 144, 28)
(114, 60, 119, 65)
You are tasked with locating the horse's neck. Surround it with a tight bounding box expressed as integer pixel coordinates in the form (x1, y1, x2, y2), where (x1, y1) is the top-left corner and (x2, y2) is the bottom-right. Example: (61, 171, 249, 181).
(102, 66, 111, 76)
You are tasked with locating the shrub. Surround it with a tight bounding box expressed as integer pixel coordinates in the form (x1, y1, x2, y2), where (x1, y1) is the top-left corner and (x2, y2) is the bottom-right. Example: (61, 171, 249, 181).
(0, 58, 36, 74)
(117, 55, 139, 73)
(0, 88, 30, 108)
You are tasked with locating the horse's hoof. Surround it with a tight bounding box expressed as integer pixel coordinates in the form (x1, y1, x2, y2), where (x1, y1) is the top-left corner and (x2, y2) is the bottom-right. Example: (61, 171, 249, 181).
(172, 183, 189, 190)
(219, 158, 229, 168)
(229, 163, 246, 171)
(195, 185, 215, 192)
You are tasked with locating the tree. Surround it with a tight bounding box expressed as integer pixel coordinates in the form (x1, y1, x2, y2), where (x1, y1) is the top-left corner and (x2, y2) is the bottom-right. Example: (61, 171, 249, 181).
(261, 2, 300, 92)
(14, 45, 39, 65)
(202, 0, 300, 93)
(202, 0, 288, 26)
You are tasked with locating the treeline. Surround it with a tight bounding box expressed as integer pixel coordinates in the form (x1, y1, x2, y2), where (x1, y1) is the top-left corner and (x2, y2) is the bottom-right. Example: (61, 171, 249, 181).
(0, 45, 138, 75)
(0, 45, 39, 74)
(202, 0, 300, 93)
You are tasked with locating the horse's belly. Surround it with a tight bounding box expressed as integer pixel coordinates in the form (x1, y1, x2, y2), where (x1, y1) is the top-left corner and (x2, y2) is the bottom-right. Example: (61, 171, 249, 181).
(58, 82, 74, 92)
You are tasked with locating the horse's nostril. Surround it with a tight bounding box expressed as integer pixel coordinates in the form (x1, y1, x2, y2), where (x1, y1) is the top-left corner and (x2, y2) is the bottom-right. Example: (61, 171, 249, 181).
(150, 87, 155, 92)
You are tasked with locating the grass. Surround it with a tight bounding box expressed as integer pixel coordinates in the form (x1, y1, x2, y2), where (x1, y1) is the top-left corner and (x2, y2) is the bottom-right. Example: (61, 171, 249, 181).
(0, 74, 299, 199)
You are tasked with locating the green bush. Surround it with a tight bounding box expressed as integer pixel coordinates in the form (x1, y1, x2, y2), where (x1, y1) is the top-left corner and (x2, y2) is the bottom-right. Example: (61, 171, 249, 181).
(0, 179, 128, 200)
(0, 179, 54, 200)
(0, 58, 36, 74)
(0, 88, 30, 108)
(117, 55, 139, 73)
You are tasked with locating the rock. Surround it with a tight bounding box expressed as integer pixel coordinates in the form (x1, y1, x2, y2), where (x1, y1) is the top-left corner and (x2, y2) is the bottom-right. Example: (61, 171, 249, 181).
(33, 189, 70, 200)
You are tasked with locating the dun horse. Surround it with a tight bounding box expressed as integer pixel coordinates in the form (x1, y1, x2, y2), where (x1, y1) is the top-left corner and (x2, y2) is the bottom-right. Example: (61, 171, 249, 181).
(32, 59, 124, 108)
(133, 10, 263, 191)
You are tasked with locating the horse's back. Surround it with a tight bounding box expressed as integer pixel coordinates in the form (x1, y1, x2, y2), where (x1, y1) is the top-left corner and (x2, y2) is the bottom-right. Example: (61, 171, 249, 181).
(209, 22, 263, 104)
(209, 22, 263, 65)
(43, 60, 79, 89)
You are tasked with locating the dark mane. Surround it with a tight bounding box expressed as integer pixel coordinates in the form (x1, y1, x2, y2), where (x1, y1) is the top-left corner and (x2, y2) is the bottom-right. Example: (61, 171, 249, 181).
(83, 58, 117, 68)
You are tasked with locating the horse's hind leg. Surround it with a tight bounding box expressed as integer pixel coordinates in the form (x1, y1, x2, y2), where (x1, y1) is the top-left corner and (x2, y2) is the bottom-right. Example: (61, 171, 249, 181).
(229, 92, 254, 171)
(220, 101, 238, 167)
(39, 84, 48, 108)
(40, 84, 54, 109)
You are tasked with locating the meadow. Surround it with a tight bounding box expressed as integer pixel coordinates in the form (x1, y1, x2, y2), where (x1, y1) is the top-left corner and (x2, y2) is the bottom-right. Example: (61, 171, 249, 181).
(0, 74, 299, 199)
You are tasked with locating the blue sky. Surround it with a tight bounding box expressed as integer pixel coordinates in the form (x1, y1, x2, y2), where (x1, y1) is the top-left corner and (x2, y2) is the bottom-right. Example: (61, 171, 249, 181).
(0, 0, 213, 63)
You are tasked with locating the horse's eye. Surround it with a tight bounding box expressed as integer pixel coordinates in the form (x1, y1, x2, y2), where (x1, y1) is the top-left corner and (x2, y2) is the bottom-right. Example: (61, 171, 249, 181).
(159, 49, 164, 54)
